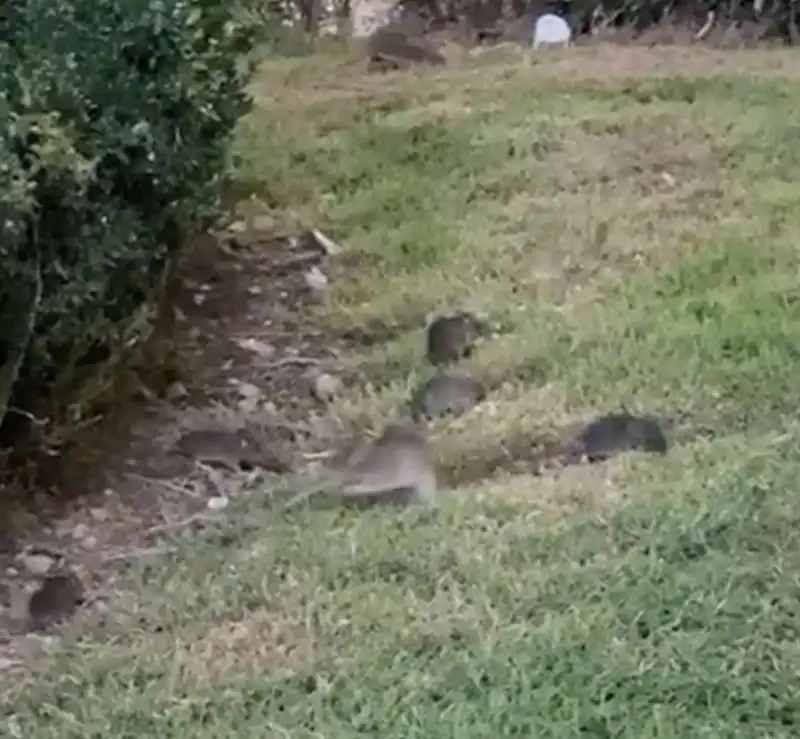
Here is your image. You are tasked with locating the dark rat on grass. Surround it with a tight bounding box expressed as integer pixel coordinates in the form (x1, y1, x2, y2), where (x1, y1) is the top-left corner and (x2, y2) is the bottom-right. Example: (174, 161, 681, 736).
(410, 370, 486, 420)
(425, 310, 490, 365)
(564, 410, 668, 464)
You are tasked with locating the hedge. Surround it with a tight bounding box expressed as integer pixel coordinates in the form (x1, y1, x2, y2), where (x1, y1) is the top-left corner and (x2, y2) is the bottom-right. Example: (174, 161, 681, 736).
(0, 0, 257, 430)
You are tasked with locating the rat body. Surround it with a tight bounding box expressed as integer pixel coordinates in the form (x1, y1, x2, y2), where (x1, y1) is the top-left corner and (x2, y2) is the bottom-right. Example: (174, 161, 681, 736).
(410, 370, 485, 420)
(174, 428, 289, 473)
(564, 411, 668, 463)
(5, 571, 85, 633)
(425, 311, 488, 365)
(281, 423, 437, 510)
(28, 572, 85, 630)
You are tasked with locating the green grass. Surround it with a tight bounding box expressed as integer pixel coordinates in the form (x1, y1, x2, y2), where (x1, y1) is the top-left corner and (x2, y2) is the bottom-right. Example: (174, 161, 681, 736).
(7, 44, 800, 738)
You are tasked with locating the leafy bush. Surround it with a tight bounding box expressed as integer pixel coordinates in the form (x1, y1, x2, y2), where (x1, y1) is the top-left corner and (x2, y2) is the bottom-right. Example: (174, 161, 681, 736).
(0, 0, 257, 426)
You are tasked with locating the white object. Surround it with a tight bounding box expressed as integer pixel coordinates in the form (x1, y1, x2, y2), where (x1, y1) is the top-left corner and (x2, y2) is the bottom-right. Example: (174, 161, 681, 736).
(351, 0, 397, 38)
(311, 372, 342, 403)
(310, 228, 343, 256)
(303, 266, 329, 294)
(533, 13, 572, 50)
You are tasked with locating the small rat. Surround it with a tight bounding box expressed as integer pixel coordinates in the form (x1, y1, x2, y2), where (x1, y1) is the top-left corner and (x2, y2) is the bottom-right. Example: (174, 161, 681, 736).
(564, 411, 668, 463)
(410, 370, 486, 420)
(174, 428, 289, 473)
(5, 571, 85, 633)
(281, 422, 437, 510)
(425, 311, 489, 365)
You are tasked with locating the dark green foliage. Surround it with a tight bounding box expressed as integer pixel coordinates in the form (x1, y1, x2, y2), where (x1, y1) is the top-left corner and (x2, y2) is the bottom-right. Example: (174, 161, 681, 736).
(573, 0, 798, 42)
(0, 0, 256, 423)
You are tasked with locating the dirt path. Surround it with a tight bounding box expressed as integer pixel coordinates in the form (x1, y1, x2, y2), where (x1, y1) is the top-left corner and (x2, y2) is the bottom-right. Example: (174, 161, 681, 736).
(0, 203, 374, 660)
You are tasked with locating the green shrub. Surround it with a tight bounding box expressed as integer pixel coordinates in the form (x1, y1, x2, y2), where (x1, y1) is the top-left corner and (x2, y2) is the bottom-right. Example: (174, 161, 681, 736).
(0, 0, 257, 426)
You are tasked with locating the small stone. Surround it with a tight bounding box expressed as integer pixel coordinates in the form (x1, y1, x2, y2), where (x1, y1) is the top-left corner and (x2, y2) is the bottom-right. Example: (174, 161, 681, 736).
(238, 398, 260, 414)
(166, 382, 188, 402)
(19, 554, 54, 576)
(252, 214, 275, 231)
(312, 373, 342, 403)
(89, 507, 110, 522)
(17, 634, 57, 656)
(237, 381, 262, 399)
(235, 338, 275, 359)
(72, 523, 90, 540)
(227, 220, 247, 233)
(81, 536, 98, 550)
(207, 496, 230, 511)
(303, 266, 329, 294)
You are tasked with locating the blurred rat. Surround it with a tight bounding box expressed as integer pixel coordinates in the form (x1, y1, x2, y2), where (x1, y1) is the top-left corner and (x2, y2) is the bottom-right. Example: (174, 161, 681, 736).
(5, 570, 85, 633)
(563, 410, 668, 464)
(174, 427, 290, 473)
(280, 422, 437, 510)
(425, 310, 490, 365)
(410, 370, 486, 420)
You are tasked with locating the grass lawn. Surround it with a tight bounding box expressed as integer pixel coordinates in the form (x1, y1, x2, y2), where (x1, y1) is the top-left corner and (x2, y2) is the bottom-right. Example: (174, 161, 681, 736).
(5, 43, 800, 738)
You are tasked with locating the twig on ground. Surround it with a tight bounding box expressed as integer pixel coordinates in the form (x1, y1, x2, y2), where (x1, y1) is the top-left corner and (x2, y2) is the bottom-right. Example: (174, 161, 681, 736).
(102, 545, 178, 562)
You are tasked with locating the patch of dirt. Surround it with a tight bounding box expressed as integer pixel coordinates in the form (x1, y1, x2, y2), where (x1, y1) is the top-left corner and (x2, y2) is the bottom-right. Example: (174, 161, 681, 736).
(329, 315, 421, 348)
(0, 210, 363, 662)
(438, 414, 687, 490)
(439, 430, 561, 488)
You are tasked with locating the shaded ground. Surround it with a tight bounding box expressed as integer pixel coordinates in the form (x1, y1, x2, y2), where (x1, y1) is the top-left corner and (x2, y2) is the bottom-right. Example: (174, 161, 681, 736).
(0, 214, 378, 654)
(4, 39, 800, 737)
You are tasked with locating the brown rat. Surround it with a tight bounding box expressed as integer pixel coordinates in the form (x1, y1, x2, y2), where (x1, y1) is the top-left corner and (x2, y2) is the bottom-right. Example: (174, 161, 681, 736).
(562, 411, 669, 463)
(5, 571, 85, 633)
(174, 428, 290, 473)
(425, 310, 489, 365)
(410, 370, 486, 420)
(281, 422, 437, 510)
